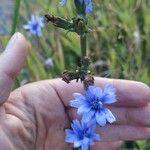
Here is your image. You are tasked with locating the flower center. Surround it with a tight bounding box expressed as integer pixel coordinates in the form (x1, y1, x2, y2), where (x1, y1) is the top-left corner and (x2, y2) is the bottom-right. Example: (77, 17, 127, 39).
(91, 98, 102, 110)
(32, 22, 38, 31)
(79, 129, 89, 139)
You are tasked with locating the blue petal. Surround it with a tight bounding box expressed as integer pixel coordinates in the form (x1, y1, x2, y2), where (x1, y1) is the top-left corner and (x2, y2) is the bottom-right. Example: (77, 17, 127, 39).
(92, 86, 103, 99)
(81, 137, 90, 150)
(37, 17, 44, 27)
(102, 94, 117, 104)
(81, 144, 89, 150)
(84, 0, 91, 5)
(84, 0, 93, 13)
(77, 103, 91, 115)
(70, 93, 86, 108)
(74, 140, 82, 148)
(93, 133, 101, 141)
(86, 86, 95, 94)
(82, 137, 89, 145)
(81, 110, 95, 123)
(96, 110, 106, 127)
(30, 29, 37, 35)
(37, 29, 42, 36)
(73, 93, 86, 100)
(101, 83, 117, 104)
(65, 129, 78, 143)
(31, 15, 36, 22)
(23, 24, 31, 30)
(104, 83, 116, 93)
(104, 108, 116, 123)
(88, 124, 96, 132)
(86, 118, 96, 127)
(72, 120, 82, 129)
(71, 120, 82, 133)
(86, 86, 102, 102)
(85, 86, 95, 101)
(70, 99, 86, 108)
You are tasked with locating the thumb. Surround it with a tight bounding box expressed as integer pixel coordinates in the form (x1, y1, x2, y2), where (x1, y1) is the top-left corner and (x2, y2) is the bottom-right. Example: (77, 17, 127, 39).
(0, 32, 28, 104)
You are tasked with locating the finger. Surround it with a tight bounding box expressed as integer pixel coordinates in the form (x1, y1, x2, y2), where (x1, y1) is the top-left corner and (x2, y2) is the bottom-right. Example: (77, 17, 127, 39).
(0, 32, 28, 77)
(0, 32, 28, 104)
(51, 78, 150, 107)
(109, 104, 150, 127)
(97, 125, 150, 141)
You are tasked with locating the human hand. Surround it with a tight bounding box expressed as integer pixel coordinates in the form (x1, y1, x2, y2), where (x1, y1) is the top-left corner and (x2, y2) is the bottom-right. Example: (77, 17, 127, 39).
(0, 33, 150, 150)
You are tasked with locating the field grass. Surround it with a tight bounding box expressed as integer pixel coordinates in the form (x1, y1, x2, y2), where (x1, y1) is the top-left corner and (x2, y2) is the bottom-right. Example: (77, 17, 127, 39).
(0, 0, 150, 149)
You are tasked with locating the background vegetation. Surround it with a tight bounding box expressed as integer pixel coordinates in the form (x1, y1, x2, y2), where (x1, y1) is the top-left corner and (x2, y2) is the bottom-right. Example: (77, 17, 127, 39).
(0, 0, 150, 149)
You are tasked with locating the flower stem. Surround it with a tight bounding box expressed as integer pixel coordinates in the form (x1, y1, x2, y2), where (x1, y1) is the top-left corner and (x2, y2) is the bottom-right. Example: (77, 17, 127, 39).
(73, 147, 81, 150)
(80, 35, 87, 59)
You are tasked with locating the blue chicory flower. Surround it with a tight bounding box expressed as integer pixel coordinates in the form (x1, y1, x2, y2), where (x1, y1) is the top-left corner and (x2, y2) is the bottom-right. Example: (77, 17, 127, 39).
(60, 0, 93, 13)
(70, 84, 117, 127)
(65, 119, 100, 150)
(23, 15, 44, 37)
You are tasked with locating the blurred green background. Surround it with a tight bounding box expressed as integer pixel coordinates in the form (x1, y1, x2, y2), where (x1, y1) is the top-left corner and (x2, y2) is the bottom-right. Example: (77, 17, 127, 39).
(0, 0, 150, 149)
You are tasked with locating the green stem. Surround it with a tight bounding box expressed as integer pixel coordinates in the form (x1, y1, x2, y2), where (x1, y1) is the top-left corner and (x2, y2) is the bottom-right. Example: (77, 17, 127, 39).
(11, 0, 21, 35)
(80, 35, 87, 59)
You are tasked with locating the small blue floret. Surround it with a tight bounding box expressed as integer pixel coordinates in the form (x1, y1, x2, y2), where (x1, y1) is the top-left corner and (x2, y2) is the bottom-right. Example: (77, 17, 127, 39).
(23, 15, 44, 37)
(65, 119, 100, 150)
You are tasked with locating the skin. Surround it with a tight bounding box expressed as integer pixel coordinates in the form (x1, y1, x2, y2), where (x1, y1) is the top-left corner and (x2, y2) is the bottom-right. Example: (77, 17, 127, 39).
(0, 32, 150, 150)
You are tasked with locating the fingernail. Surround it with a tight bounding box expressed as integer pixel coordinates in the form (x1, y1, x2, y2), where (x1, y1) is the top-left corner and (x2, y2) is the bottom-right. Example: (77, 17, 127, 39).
(6, 33, 18, 50)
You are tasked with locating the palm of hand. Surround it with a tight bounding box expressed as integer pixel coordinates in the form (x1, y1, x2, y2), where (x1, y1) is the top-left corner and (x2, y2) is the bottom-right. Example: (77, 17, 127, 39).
(1, 80, 69, 150)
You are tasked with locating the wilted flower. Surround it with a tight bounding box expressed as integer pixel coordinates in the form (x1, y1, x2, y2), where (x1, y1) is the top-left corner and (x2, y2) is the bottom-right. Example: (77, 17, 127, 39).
(60, 0, 67, 6)
(60, 0, 93, 13)
(70, 84, 117, 127)
(65, 119, 100, 150)
(44, 57, 53, 68)
(23, 15, 44, 37)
